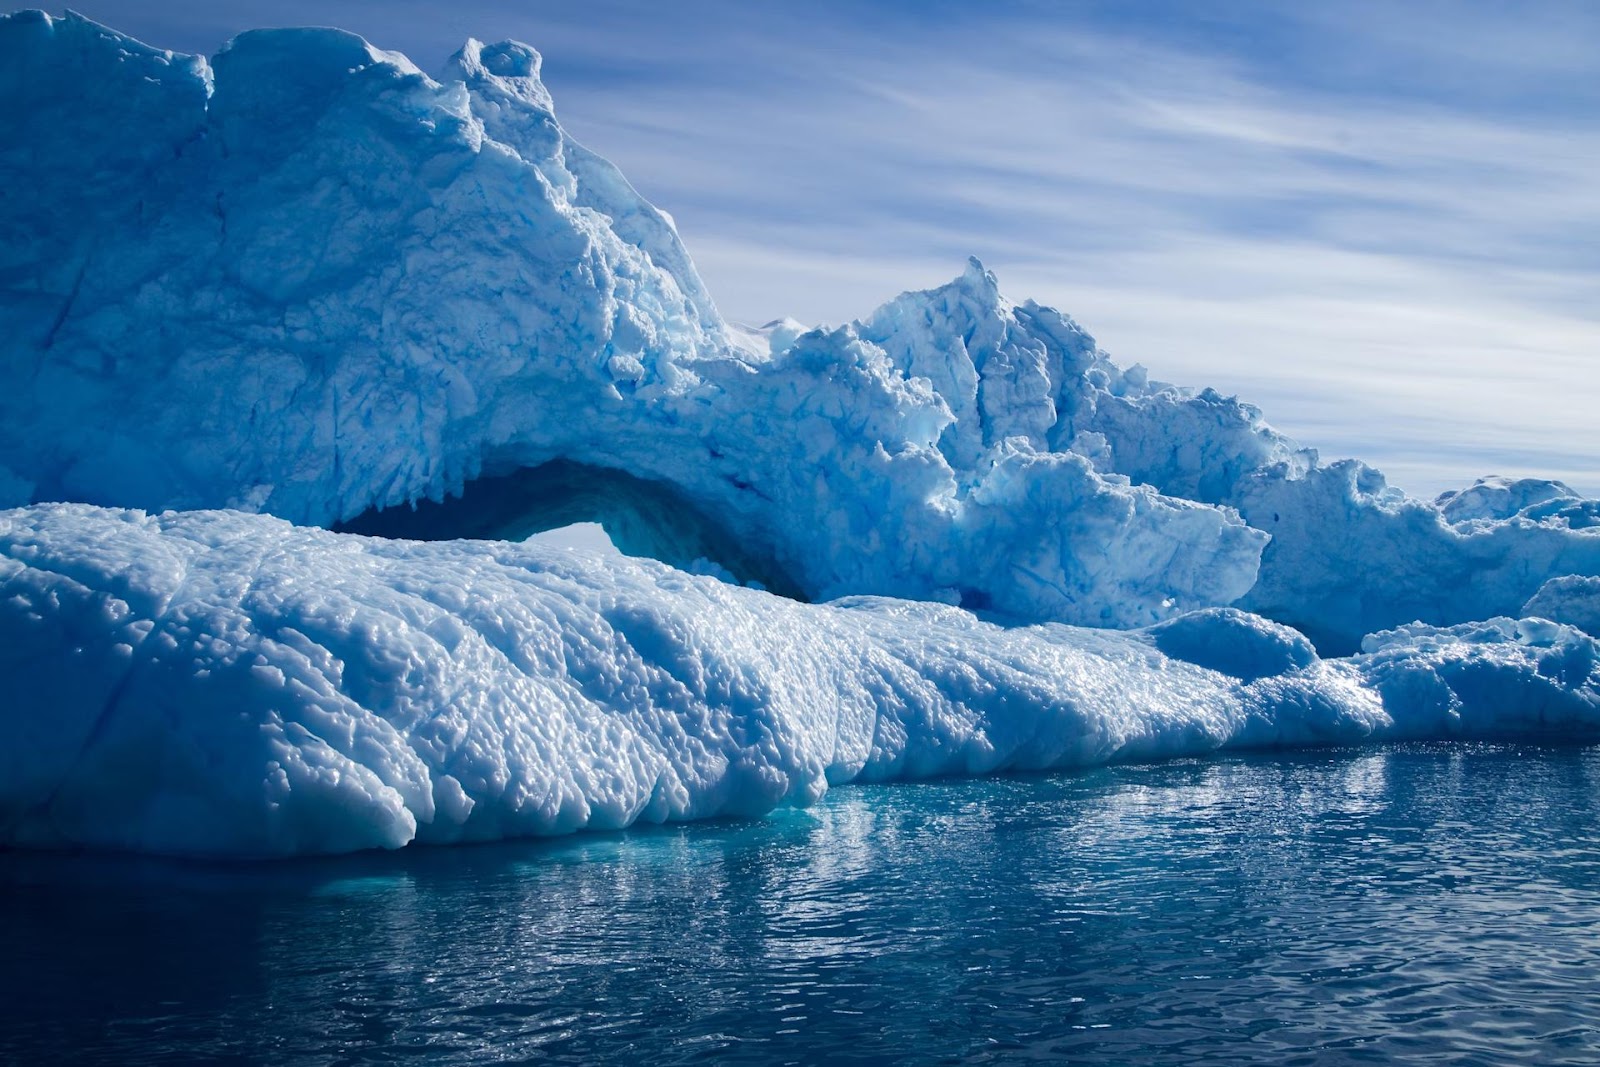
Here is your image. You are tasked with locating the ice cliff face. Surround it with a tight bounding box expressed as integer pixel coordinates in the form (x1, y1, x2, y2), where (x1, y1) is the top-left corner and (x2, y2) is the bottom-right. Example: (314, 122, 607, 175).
(0, 12, 721, 519)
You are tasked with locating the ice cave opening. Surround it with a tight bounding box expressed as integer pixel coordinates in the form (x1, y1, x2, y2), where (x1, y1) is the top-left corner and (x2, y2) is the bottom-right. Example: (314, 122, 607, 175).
(335, 459, 808, 600)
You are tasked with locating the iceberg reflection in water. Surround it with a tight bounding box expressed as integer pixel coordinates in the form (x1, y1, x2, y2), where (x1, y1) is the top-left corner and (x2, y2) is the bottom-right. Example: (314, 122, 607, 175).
(4, 745, 1599, 1065)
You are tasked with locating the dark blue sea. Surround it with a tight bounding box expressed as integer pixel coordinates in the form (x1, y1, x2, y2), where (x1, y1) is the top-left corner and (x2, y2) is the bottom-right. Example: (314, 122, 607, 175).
(3, 744, 1599, 1065)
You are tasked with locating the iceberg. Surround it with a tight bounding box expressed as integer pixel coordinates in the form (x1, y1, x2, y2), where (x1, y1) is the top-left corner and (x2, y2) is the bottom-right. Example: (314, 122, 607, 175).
(1, 12, 1597, 856)
(0, 11, 1268, 631)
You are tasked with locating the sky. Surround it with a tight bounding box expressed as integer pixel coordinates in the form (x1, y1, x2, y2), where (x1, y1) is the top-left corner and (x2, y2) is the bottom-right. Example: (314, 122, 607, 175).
(67, 1, 1600, 497)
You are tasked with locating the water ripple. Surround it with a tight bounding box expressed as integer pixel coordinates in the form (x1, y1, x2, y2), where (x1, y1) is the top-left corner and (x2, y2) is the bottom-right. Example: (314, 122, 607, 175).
(2, 744, 1599, 1064)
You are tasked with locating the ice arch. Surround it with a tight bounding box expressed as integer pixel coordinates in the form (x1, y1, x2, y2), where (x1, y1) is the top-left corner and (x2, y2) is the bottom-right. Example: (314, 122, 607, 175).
(338, 460, 808, 600)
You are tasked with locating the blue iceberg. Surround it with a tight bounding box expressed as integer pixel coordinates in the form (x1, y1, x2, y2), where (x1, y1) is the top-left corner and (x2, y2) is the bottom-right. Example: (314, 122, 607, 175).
(1, 11, 1597, 856)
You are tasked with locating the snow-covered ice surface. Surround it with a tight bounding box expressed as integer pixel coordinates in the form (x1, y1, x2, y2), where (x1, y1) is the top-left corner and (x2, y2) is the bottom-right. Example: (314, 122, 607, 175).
(2, 505, 1596, 858)
(1, 12, 1599, 856)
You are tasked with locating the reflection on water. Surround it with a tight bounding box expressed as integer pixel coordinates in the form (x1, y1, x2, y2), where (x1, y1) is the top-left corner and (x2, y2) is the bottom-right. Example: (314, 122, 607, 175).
(3, 744, 1600, 1065)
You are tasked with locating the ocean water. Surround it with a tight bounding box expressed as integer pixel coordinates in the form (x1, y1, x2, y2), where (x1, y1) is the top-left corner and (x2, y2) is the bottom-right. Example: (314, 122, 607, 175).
(2, 744, 1599, 1065)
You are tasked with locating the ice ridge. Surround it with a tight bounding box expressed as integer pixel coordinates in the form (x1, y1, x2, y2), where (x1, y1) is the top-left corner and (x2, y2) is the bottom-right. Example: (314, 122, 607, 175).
(2, 505, 1594, 857)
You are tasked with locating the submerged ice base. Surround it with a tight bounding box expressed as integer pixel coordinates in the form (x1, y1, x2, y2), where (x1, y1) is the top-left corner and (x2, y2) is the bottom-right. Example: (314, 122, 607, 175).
(2, 505, 1595, 858)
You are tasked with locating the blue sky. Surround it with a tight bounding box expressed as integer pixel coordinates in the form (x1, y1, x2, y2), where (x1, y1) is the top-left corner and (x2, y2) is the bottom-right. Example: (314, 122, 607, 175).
(71, 1, 1600, 495)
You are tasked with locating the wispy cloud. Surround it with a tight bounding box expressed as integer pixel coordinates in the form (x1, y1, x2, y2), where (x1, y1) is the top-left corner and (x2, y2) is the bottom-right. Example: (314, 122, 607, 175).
(66, 0, 1600, 495)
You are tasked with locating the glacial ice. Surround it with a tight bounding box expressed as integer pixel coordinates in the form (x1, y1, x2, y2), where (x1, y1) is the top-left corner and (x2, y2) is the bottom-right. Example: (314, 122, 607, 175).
(2, 504, 1596, 858)
(0, 12, 1598, 857)
(1523, 575, 1600, 638)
